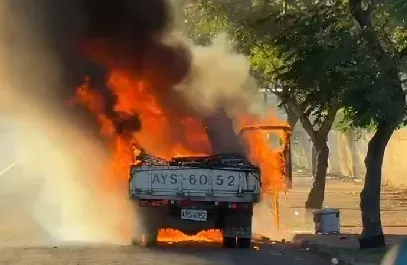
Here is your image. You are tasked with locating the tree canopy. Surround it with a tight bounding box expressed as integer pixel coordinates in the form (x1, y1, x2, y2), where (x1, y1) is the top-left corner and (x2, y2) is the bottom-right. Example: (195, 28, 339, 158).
(183, 0, 407, 130)
(182, 0, 407, 247)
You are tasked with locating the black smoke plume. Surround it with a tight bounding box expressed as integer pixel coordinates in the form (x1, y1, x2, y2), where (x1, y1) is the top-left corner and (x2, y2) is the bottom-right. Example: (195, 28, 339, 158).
(1, 0, 189, 134)
(1, 0, 244, 155)
(80, 0, 192, 136)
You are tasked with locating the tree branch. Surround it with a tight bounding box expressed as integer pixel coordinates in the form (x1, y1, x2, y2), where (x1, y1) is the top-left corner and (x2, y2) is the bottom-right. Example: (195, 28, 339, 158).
(317, 104, 340, 140)
(268, 84, 298, 129)
(349, 0, 385, 60)
(283, 103, 298, 129)
(284, 97, 317, 143)
(252, 14, 275, 26)
(350, 0, 405, 126)
(399, 46, 407, 59)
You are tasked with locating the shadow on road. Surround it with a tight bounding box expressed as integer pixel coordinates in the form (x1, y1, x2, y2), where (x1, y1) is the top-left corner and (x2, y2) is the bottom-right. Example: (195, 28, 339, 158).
(293, 233, 407, 247)
(293, 233, 407, 264)
(147, 241, 288, 265)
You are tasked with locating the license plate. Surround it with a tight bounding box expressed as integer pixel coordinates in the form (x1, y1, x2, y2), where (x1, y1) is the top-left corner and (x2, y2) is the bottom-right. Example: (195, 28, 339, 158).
(180, 209, 207, 222)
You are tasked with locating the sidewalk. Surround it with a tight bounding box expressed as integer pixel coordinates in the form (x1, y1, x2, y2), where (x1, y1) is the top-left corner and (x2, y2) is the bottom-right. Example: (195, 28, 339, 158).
(292, 233, 396, 265)
(253, 175, 407, 265)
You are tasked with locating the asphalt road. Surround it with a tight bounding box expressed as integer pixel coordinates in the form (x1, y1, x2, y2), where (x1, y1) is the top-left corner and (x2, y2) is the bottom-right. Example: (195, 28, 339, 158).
(0, 162, 330, 265)
(0, 242, 329, 265)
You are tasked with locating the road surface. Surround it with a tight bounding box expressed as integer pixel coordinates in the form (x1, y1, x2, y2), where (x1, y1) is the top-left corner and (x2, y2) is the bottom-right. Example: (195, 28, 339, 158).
(0, 242, 329, 265)
(0, 163, 330, 265)
(277, 173, 407, 236)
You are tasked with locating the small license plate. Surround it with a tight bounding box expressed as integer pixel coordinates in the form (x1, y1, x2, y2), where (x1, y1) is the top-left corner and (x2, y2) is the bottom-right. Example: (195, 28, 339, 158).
(180, 209, 208, 222)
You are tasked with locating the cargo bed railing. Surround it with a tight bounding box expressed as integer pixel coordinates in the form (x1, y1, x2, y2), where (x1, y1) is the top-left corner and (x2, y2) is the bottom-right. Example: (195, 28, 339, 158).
(129, 165, 261, 202)
(130, 124, 292, 189)
(238, 124, 292, 189)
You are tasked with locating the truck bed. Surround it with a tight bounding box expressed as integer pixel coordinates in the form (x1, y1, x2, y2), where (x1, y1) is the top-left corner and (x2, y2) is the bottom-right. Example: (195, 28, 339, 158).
(129, 154, 261, 202)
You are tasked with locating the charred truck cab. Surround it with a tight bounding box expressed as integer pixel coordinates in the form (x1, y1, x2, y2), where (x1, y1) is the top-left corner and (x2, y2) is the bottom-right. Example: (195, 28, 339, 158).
(128, 109, 291, 248)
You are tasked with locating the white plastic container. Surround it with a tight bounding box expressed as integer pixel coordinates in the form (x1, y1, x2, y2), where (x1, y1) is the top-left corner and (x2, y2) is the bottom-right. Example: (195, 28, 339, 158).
(313, 208, 340, 234)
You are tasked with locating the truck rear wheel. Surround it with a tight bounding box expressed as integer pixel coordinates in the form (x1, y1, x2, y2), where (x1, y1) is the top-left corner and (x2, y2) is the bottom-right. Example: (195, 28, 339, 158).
(236, 237, 251, 248)
(222, 236, 236, 248)
(131, 223, 158, 247)
(131, 205, 160, 247)
(222, 208, 253, 249)
(140, 228, 158, 247)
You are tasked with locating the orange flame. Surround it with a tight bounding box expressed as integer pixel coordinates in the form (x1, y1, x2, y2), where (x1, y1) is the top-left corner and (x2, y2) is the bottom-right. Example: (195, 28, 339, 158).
(72, 72, 289, 242)
(238, 116, 289, 229)
(158, 229, 222, 243)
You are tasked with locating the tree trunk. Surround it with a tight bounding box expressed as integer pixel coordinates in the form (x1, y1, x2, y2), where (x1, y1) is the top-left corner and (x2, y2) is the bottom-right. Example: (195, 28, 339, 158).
(349, 0, 406, 250)
(284, 100, 338, 210)
(311, 144, 317, 177)
(305, 139, 329, 209)
(359, 122, 394, 249)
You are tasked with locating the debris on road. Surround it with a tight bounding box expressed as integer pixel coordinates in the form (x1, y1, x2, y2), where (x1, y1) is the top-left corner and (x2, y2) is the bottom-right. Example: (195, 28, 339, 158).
(331, 257, 339, 265)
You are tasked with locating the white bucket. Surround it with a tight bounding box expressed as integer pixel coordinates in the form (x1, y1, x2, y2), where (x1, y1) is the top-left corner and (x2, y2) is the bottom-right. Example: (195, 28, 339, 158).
(313, 208, 340, 234)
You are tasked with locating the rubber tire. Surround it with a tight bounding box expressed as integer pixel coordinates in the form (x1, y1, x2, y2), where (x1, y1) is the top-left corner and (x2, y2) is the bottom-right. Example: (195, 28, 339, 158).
(141, 229, 158, 247)
(131, 206, 159, 247)
(237, 237, 251, 249)
(223, 237, 236, 248)
(132, 228, 158, 247)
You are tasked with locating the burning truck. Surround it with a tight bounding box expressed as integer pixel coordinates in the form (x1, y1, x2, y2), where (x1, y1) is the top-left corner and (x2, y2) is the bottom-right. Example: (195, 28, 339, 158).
(74, 77, 292, 247)
(128, 109, 291, 248)
(68, 0, 293, 248)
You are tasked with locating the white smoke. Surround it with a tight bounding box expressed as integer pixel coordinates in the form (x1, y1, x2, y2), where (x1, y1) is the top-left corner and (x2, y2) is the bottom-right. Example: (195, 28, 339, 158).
(0, 108, 132, 246)
(175, 33, 262, 117)
(0, 0, 131, 246)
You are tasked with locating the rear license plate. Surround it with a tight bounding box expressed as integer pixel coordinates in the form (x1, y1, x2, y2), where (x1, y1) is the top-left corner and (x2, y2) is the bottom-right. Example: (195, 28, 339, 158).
(180, 209, 207, 222)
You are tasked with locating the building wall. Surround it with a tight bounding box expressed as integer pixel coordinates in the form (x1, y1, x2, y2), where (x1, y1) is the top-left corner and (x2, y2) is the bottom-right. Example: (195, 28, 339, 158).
(292, 125, 407, 187)
(247, 91, 407, 188)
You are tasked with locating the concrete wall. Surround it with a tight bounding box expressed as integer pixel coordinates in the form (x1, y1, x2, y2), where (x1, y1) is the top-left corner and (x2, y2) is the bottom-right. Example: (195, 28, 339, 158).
(0, 119, 16, 172)
(292, 125, 407, 187)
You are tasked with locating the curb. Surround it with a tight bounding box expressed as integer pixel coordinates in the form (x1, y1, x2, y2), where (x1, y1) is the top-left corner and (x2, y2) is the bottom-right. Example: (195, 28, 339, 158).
(295, 240, 389, 265)
(299, 241, 356, 265)
(253, 235, 357, 265)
